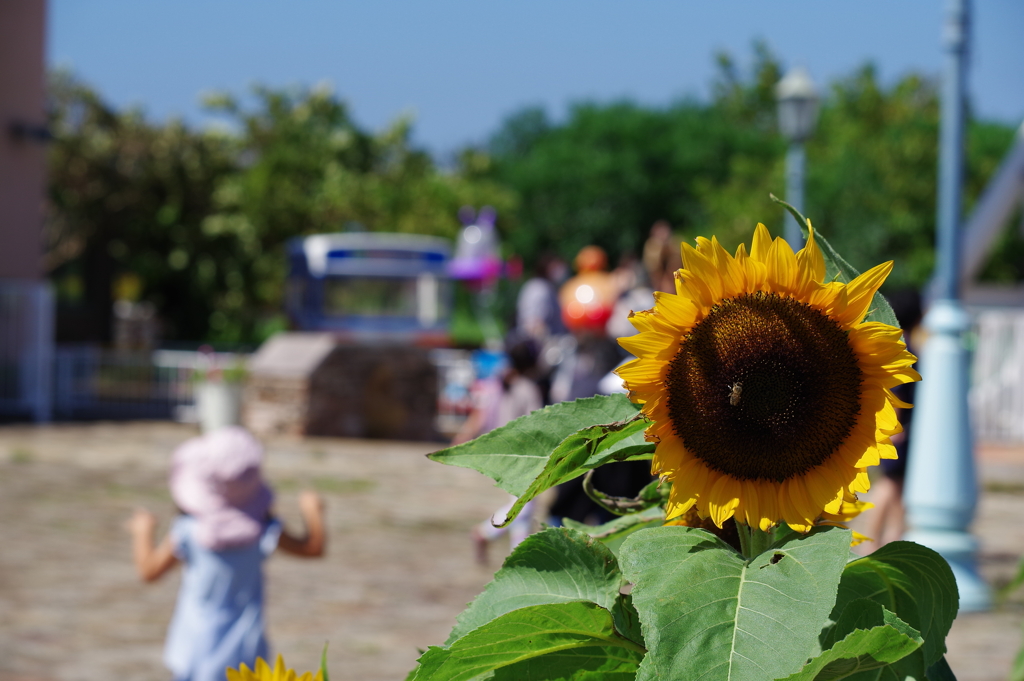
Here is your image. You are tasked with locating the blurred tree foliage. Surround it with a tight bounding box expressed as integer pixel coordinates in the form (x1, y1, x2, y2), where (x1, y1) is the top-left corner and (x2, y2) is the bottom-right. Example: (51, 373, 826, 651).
(47, 76, 515, 343)
(200, 86, 516, 341)
(47, 71, 236, 342)
(486, 44, 1018, 292)
(47, 45, 1019, 345)
(485, 46, 784, 266)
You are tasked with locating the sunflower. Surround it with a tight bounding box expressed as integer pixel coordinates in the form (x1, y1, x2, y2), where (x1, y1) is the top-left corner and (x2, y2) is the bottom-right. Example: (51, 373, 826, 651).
(227, 655, 323, 681)
(616, 223, 919, 533)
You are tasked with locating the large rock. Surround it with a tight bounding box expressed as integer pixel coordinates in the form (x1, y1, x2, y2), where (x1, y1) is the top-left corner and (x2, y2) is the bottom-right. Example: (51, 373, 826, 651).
(243, 332, 439, 440)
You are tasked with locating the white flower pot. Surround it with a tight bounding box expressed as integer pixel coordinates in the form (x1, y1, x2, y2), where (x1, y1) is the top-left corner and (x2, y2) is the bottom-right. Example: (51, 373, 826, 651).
(195, 382, 243, 433)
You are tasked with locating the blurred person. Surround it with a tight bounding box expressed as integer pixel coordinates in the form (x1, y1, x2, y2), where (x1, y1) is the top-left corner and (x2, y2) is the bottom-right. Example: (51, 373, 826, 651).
(127, 426, 325, 681)
(642, 220, 683, 294)
(551, 245, 621, 403)
(862, 288, 923, 547)
(558, 246, 618, 334)
(453, 339, 544, 564)
(548, 245, 652, 525)
(516, 252, 568, 403)
(606, 250, 655, 349)
(516, 252, 567, 341)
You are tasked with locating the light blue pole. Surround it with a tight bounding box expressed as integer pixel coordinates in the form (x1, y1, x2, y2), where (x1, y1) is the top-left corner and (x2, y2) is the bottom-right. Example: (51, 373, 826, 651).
(903, 0, 990, 612)
(784, 142, 805, 247)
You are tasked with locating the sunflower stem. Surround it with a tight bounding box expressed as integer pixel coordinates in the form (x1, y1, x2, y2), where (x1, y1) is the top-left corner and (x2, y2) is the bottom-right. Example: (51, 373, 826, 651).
(736, 523, 774, 560)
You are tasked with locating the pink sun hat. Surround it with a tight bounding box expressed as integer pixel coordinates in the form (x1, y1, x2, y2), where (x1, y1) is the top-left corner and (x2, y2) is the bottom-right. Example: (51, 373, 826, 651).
(169, 426, 273, 550)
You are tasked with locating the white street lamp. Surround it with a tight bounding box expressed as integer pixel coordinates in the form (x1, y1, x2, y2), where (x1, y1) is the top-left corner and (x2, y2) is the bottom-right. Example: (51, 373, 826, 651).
(776, 67, 820, 245)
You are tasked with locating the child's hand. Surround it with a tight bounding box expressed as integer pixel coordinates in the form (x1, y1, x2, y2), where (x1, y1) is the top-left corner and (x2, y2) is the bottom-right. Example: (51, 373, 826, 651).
(278, 490, 326, 558)
(127, 508, 157, 537)
(298, 490, 324, 517)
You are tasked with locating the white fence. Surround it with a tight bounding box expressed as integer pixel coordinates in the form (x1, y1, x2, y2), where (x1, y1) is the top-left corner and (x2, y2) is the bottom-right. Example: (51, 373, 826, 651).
(970, 310, 1024, 443)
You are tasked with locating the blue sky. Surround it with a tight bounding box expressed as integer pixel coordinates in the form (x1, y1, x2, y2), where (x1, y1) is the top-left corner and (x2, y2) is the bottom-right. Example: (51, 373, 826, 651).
(49, 1, 1024, 156)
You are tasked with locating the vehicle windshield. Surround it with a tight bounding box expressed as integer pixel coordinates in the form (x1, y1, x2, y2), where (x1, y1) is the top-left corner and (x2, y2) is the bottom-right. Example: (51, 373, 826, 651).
(323, 276, 418, 317)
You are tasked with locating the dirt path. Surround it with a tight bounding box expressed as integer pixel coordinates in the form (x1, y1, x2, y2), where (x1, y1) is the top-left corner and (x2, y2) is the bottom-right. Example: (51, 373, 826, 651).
(0, 422, 1022, 680)
(0, 423, 518, 681)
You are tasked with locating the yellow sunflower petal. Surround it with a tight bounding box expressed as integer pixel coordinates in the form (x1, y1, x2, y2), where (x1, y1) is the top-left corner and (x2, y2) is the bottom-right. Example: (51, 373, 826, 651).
(809, 461, 848, 515)
(753, 480, 779, 531)
(787, 519, 815, 534)
(765, 236, 799, 294)
(681, 242, 725, 302)
(784, 477, 818, 526)
(665, 486, 698, 520)
(651, 291, 700, 328)
(734, 242, 768, 292)
(849, 469, 871, 494)
(796, 222, 827, 284)
(706, 474, 741, 528)
(708, 236, 746, 298)
(615, 357, 665, 386)
(838, 261, 894, 326)
(682, 454, 711, 494)
(750, 223, 773, 263)
(676, 269, 716, 312)
(849, 530, 872, 546)
(619, 331, 679, 361)
(739, 479, 768, 529)
(615, 222, 917, 534)
(884, 386, 913, 409)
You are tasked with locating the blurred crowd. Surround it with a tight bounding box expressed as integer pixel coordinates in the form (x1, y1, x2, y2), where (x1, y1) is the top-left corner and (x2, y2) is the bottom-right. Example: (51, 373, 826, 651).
(455, 221, 684, 562)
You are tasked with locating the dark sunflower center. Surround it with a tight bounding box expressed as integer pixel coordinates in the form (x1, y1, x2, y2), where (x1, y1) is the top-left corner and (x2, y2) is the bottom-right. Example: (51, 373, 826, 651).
(665, 291, 862, 482)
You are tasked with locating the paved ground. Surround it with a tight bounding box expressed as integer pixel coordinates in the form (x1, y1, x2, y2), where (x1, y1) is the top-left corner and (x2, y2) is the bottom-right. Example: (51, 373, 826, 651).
(0, 422, 1021, 681)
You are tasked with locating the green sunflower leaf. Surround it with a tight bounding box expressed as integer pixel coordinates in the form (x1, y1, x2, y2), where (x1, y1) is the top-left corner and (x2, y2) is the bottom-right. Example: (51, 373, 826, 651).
(485, 645, 647, 680)
(429, 394, 651, 525)
(619, 524, 852, 681)
(445, 528, 629, 645)
(411, 602, 645, 681)
(770, 194, 899, 329)
(775, 604, 922, 681)
(826, 541, 958, 671)
(497, 414, 651, 527)
(562, 505, 666, 555)
(927, 656, 958, 681)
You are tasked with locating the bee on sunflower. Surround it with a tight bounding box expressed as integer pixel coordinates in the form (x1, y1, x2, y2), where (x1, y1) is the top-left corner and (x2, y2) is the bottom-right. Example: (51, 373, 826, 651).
(616, 223, 919, 534)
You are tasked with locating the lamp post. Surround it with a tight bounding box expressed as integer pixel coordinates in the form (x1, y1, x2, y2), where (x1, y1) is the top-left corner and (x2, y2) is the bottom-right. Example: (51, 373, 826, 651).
(903, 0, 990, 612)
(776, 67, 819, 247)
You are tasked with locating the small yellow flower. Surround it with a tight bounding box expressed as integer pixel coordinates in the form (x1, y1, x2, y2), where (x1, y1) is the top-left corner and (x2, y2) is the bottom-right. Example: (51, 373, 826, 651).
(616, 223, 919, 533)
(227, 655, 323, 681)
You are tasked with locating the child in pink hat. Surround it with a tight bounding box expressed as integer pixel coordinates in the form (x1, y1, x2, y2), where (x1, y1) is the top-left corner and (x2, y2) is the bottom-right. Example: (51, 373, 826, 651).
(127, 426, 325, 681)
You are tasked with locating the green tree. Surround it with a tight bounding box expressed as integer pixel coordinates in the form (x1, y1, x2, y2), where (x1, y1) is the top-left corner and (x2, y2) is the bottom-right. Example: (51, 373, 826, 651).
(201, 85, 517, 342)
(47, 77, 516, 344)
(487, 44, 1018, 291)
(47, 71, 236, 342)
(486, 44, 786, 266)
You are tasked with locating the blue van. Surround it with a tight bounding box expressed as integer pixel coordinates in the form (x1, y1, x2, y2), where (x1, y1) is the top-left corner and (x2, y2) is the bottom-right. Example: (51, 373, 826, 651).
(285, 232, 453, 342)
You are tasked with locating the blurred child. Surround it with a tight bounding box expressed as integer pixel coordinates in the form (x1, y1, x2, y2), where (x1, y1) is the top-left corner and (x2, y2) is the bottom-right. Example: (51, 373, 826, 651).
(127, 426, 325, 681)
(453, 339, 543, 564)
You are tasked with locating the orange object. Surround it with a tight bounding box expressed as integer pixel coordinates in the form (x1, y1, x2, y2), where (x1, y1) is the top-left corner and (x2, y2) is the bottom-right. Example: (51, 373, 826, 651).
(574, 245, 608, 273)
(559, 270, 617, 333)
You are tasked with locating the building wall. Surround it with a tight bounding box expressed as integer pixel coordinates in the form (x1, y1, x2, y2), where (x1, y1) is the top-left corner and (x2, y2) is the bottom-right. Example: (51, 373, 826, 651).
(0, 0, 47, 281)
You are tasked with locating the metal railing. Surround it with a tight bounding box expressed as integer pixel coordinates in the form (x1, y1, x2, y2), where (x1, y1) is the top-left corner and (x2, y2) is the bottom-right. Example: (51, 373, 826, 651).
(53, 347, 246, 421)
(0, 281, 54, 421)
